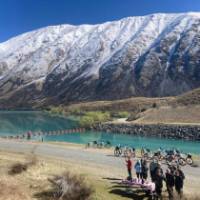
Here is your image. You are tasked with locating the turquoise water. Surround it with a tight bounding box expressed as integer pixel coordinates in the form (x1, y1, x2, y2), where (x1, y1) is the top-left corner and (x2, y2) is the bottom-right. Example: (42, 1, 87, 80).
(0, 111, 77, 135)
(45, 132, 200, 154)
(0, 111, 200, 154)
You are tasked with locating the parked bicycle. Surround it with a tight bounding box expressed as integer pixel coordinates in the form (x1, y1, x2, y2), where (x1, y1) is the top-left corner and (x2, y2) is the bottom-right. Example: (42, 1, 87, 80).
(86, 140, 111, 149)
(141, 147, 153, 160)
(153, 148, 193, 166)
(114, 145, 136, 157)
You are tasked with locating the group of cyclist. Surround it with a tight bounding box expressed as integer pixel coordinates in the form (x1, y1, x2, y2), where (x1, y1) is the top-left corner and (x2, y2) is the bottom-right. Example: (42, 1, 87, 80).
(114, 145, 193, 166)
(125, 154, 185, 199)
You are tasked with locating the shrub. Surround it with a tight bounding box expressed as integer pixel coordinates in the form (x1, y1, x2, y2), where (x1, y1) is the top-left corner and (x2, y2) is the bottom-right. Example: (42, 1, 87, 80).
(152, 102, 157, 108)
(9, 154, 37, 175)
(86, 111, 110, 121)
(49, 106, 64, 115)
(140, 108, 147, 112)
(49, 172, 94, 200)
(79, 111, 111, 128)
(79, 116, 95, 128)
(8, 162, 28, 175)
(69, 108, 84, 116)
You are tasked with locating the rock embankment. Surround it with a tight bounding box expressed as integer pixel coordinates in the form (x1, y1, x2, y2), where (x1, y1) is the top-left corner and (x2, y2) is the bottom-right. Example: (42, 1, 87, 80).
(94, 123, 200, 141)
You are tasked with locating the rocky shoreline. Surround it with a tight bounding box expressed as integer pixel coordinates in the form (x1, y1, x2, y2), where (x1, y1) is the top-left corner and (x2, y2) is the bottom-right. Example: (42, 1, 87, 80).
(94, 123, 200, 141)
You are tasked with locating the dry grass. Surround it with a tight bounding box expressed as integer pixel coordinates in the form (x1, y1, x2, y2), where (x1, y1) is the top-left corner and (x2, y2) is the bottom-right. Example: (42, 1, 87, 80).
(0, 151, 124, 200)
(8, 153, 37, 175)
(59, 87, 200, 125)
(49, 172, 94, 200)
(0, 181, 31, 200)
(63, 87, 200, 113)
(134, 105, 200, 124)
(174, 88, 200, 106)
(64, 97, 171, 113)
(0, 150, 199, 200)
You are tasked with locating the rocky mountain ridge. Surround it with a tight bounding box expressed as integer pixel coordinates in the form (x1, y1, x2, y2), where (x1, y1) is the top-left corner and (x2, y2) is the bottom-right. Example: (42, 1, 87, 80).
(0, 12, 200, 108)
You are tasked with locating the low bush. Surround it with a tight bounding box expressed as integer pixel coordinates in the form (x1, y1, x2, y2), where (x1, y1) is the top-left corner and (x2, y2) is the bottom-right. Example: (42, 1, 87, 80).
(69, 108, 85, 116)
(111, 111, 130, 118)
(79, 111, 111, 128)
(79, 116, 95, 128)
(49, 106, 65, 115)
(49, 172, 94, 200)
(152, 102, 157, 108)
(140, 108, 147, 112)
(8, 162, 28, 175)
(9, 154, 37, 175)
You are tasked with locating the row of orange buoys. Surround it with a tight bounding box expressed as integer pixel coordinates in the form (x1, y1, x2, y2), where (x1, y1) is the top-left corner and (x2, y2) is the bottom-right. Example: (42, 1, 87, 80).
(0, 128, 86, 140)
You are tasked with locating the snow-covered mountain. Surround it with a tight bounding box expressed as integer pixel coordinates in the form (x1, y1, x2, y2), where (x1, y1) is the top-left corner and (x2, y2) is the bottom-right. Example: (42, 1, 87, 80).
(0, 12, 200, 108)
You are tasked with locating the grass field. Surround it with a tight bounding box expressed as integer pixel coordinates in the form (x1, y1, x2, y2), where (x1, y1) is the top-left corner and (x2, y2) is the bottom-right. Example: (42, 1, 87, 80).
(0, 151, 123, 200)
(0, 148, 200, 200)
(133, 105, 200, 124)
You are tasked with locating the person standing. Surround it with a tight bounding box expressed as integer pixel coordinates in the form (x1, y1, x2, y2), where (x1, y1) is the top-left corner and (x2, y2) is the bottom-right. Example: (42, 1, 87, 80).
(165, 168, 175, 200)
(134, 160, 142, 180)
(175, 169, 185, 199)
(154, 167, 164, 200)
(125, 156, 132, 181)
(150, 160, 159, 182)
(141, 158, 148, 183)
(177, 165, 185, 180)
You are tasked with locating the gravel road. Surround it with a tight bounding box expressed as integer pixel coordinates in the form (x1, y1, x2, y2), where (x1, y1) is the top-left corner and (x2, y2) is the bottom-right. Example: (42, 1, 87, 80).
(0, 139, 199, 180)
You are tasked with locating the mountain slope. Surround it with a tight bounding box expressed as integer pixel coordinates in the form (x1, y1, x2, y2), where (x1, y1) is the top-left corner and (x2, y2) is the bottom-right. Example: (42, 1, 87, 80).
(0, 12, 200, 108)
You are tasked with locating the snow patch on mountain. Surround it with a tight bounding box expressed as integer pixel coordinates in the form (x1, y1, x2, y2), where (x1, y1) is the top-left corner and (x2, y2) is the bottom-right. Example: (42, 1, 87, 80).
(0, 12, 200, 107)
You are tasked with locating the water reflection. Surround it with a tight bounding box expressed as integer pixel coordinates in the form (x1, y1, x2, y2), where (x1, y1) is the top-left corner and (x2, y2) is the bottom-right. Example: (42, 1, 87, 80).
(0, 111, 76, 135)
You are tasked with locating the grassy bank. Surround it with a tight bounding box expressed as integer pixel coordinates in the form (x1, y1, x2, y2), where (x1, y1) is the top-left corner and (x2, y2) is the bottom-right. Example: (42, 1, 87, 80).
(0, 151, 135, 200)
(48, 106, 131, 128)
(46, 88, 200, 126)
(0, 148, 200, 200)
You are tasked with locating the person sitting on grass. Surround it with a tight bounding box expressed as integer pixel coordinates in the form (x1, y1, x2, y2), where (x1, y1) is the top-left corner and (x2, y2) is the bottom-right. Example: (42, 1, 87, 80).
(125, 156, 132, 181)
(134, 160, 142, 180)
(175, 168, 185, 199)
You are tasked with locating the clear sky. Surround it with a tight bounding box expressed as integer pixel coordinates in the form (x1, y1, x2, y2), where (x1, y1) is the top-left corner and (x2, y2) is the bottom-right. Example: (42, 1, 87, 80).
(1, 0, 200, 42)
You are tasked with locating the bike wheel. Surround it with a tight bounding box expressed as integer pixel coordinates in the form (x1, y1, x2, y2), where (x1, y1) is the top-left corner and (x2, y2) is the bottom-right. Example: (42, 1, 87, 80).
(114, 149, 120, 157)
(186, 158, 193, 165)
(178, 158, 186, 166)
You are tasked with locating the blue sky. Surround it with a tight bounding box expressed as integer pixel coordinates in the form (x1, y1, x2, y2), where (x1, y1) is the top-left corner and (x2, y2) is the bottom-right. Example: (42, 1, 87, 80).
(1, 0, 200, 42)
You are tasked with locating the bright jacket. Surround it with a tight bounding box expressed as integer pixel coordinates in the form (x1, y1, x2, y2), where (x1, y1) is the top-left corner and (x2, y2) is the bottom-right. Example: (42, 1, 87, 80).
(134, 162, 142, 173)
